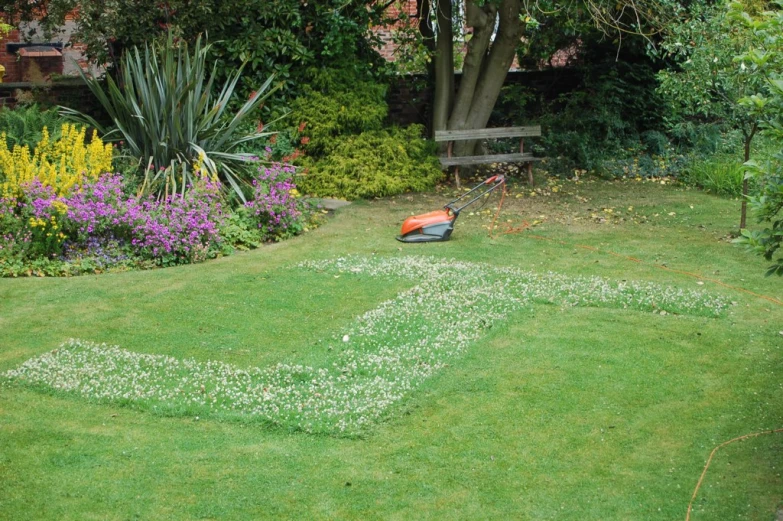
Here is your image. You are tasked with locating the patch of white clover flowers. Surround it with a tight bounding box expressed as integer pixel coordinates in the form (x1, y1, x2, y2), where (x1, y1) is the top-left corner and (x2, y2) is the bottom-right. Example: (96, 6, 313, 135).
(2, 256, 729, 436)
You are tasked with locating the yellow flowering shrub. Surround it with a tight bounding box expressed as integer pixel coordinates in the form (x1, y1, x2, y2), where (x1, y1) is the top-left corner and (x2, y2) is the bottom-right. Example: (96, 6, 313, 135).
(0, 124, 114, 198)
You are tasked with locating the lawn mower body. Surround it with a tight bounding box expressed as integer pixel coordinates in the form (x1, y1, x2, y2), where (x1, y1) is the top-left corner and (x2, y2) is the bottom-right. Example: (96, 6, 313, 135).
(398, 209, 457, 242)
(397, 175, 505, 243)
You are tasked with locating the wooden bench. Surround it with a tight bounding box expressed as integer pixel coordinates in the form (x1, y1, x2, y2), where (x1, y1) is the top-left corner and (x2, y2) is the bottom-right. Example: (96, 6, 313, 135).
(434, 126, 543, 187)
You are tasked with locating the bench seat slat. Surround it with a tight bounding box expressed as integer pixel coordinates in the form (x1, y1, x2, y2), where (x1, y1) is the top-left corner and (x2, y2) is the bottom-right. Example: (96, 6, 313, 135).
(434, 126, 541, 141)
(439, 153, 543, 167)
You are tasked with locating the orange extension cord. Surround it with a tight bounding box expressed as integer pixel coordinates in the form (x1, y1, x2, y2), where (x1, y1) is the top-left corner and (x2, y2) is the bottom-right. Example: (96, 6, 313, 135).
(685, 429, 783, 521)
(488, 183, 783, 519)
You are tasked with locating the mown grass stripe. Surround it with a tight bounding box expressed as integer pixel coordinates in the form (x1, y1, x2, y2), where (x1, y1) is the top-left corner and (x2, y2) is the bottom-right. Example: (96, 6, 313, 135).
(2, 256, 729, 436)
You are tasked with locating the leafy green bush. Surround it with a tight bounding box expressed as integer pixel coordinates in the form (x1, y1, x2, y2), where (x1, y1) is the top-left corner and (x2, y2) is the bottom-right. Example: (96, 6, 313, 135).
(640, 130, 669, 157)
(667, 122, 729, 156)
(0, 104, 65, 149)
(729, 0, 783, 275)
(492, 84, 538, 128)
(490, 37, 668, 175)
(290, 68, 388, 155)
(543, 43, 665, 168)
(288, 68, 440, 200)
(258, 130, 298, 162)
(8, 0, 389, 121)
(298, 125, 442, 200)
(656, 1, 762, 155)
(541, 62, 664, 171)
(739, 153, 783, 275)
(218, 208, 262, 253)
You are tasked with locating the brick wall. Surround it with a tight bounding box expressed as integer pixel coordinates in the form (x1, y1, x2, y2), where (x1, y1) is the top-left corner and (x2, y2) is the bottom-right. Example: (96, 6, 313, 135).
(19, 52, 64, 83)
(0, 79, 104, 121)
(0, 27, 22, 83)
(373, 2, 524, 70)
(374, 1, 418, 62)
(1, 11, 89, 84)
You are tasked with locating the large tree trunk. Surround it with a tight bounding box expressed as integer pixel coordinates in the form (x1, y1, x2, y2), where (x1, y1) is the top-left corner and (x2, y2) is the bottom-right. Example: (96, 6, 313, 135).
(461, 0, 522, 133)
(447, 2, 496, 131)
(417, 0, 437, 135)
(431, 0, 523, 158)
(432, 0, 454, 134)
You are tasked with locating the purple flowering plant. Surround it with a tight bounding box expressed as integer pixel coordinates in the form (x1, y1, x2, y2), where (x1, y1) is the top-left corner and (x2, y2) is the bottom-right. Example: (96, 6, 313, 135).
(1, 160, 314, 276)
(130, 180, 224, 265)
(244, 162, 312, 242)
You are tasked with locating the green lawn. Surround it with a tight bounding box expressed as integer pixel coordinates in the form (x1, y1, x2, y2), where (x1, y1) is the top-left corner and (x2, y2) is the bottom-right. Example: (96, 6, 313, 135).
(1, 177, 781, 520)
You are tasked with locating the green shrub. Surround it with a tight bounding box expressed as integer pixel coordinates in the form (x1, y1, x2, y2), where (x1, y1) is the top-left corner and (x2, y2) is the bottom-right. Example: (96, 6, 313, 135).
(288, 68, 440, 200)
(667, 122, 729, 155)
(640, 130, 669, 157)
(492, 84, 538, 128)
(218, 208, 262, 253)
(259, 130, 298, 162)
(290, 68, 388, 155)
(298, 125, 442, 200)
(491, 38, 667, 174)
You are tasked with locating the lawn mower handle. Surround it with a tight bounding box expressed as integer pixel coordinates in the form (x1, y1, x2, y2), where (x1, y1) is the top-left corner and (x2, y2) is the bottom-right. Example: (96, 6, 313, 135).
(447, 174, 506, 214)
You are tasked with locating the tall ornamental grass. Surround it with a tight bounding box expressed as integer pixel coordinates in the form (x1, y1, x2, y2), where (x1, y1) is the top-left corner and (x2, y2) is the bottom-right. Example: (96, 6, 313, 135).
(682, 155, 758, 198)
(62, 34, 276, 200)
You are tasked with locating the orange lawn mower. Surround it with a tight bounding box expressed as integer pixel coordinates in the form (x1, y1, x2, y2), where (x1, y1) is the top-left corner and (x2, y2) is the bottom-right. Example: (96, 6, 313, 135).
(397, 174, 506, 243)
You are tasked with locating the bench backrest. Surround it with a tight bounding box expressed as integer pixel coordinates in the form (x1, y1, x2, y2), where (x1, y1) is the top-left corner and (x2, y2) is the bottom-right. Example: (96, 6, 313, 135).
(434, 125, 541, 142)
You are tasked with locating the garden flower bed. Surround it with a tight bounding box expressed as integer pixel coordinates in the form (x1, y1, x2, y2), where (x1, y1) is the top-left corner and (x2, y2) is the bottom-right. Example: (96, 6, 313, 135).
(0, 162, 317, 277)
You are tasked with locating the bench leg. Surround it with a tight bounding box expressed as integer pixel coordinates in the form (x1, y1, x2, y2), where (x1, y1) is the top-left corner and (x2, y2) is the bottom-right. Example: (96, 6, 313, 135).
(527, 162, 534, 185)
(454, 166, 461, 189)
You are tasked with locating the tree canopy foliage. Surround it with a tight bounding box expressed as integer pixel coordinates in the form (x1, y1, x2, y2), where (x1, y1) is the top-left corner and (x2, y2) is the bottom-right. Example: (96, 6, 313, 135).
(2, 0, 390, 115)
(729, 0, 783, 275)
(657, 0, 766, 229)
